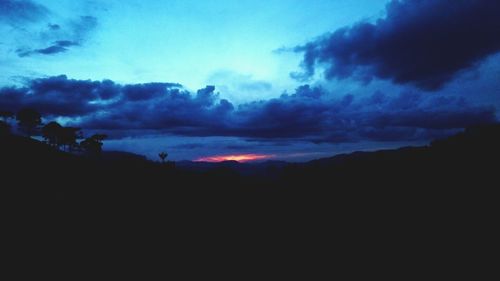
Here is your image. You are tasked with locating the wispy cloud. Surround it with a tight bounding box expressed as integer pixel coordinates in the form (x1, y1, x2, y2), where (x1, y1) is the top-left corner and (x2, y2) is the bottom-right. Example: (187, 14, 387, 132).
(16, 40, 79, 57)
(0, 0, 48, 24)
(1, 1, 99, 57)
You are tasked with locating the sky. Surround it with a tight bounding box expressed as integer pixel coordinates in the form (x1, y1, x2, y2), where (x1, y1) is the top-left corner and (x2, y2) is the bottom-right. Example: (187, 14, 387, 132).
(1, 0, 500, 161)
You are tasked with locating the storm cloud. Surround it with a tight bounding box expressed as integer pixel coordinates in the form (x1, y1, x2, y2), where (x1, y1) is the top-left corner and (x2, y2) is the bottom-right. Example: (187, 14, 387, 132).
(0, 76, 495, 143)
(294, 0, 500, 90)
(228, 85, 496, 142)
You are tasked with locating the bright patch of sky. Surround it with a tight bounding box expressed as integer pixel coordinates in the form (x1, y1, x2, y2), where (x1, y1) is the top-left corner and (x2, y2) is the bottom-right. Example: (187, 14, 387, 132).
(1, 0, 389, 102)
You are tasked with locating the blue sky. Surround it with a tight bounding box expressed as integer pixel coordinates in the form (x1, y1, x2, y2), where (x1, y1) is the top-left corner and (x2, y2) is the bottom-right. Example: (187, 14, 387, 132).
(1, 0, 388, 101)
(1, 0, 500, 161)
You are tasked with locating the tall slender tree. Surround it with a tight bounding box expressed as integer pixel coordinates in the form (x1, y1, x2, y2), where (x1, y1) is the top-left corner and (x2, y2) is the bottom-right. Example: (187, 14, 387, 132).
(159, 152, 168, 163)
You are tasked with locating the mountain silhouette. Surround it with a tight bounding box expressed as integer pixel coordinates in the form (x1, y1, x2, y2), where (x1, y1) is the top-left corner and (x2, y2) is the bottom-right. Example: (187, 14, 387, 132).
(2, 123, 498, 208)
(2, 124, 497, 274)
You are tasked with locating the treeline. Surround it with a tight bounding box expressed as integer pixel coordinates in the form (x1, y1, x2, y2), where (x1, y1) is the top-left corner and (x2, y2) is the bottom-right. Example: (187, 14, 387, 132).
(0, 108, 106, 155)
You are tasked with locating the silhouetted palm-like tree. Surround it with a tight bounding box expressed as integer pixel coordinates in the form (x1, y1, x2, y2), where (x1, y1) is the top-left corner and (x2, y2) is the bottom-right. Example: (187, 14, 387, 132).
(16, 108, 41, 137)
(159, 152, 168, 163)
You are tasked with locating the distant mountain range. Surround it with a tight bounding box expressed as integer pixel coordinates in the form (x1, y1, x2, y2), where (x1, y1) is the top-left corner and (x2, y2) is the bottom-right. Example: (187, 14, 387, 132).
(3, 124, 500, 179)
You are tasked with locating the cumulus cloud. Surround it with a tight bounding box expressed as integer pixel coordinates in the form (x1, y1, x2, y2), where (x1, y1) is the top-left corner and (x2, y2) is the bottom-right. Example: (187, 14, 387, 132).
(0, 75, 114, 116)
(1, 76, 496, 143)
(294, 0, 500, 90)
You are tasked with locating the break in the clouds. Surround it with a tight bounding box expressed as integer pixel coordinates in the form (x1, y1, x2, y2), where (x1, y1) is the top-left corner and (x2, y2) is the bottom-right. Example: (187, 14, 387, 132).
(207, 70, 273, 104)
(0, 76, 495, 143)
(294, 0, 500, 90)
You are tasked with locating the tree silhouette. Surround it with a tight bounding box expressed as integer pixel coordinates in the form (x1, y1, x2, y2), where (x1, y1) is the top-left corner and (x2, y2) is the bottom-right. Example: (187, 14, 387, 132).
(81, 134, 107, 155)
(42, 121, 63, 147)
(159, 152, 168, 163)
(58, 127, 82, 152)
(16, 108, 41, 137)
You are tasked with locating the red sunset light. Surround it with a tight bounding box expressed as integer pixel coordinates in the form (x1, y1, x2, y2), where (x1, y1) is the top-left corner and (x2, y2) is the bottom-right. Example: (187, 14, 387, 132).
(195, 153, 275, 163)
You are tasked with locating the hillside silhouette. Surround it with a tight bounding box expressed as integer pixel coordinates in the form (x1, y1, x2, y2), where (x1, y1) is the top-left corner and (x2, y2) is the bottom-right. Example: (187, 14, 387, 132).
(2, 123, 499, 202)
(2, 123, 498, 275)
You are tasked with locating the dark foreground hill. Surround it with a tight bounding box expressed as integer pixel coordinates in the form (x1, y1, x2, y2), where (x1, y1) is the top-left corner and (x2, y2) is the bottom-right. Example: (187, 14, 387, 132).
(1, 125, 499, 276)
(2, 124, 499, 211)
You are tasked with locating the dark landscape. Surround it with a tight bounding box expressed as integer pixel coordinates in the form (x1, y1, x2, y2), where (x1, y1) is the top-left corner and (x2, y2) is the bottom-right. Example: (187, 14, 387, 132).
(2, 116, 499, 214)
(2, 116, 499, 275)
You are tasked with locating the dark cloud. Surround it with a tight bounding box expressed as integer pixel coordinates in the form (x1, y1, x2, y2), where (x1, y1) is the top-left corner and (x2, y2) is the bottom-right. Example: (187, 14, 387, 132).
(16, 40, 80, 57)
(0, 0, 48, 24)
(0, 75, 113, 116)
(228, 86, 495, 142)
(34, 45, 67, 55)
(0, 76, 496, 143)
(225, 144, 251, 150)
(294, 0, 500, 90)
(122, 82, 182, 101)
(55, 40, 79, 47)
(15, 14, 98, 57)
(48, 23, 60, 30)
(0, 76, 185, 118)
(173, 143, 205, 149)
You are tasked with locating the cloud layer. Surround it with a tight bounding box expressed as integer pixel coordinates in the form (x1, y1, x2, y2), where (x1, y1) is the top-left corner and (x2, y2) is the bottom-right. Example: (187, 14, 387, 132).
(294, 0, 500, 90)
(0, 76, 495, 143)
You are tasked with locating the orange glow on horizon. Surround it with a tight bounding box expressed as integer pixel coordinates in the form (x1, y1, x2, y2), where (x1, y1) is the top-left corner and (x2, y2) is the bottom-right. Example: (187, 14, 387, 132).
(194, 153, 275, 163)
